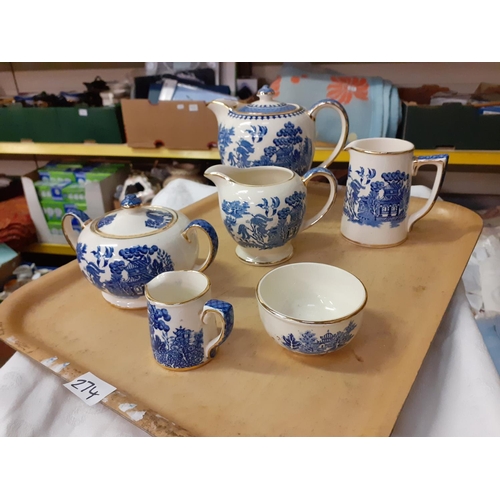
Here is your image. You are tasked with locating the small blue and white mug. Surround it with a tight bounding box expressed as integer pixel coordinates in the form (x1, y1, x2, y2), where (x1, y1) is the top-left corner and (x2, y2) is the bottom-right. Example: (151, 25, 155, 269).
(145, 270, 234, 371)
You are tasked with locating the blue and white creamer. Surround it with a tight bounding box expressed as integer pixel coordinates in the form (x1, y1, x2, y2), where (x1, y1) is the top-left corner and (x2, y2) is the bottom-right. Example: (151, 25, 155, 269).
(341, 138, 448, 247)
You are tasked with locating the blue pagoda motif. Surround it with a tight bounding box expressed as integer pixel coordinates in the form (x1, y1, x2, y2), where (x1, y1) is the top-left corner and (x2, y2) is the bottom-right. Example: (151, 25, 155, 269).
(280, 321, 357, 354)
(343, 166, 411, 228)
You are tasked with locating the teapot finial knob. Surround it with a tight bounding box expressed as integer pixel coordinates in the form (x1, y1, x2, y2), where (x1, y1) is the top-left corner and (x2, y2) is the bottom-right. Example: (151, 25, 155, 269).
(257, 85, 275, 101)
(121, 194, 142, 209)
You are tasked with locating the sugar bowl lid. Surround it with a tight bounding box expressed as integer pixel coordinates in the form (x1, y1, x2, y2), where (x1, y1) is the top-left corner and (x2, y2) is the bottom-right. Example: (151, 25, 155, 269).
(91, 194, 177, 238)
(233, 85, 302, 116)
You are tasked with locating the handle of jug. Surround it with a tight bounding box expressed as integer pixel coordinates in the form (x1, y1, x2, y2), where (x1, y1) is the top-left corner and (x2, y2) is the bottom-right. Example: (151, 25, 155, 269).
(407, 154, 448, 231)
(308, 99, 350, 170)
(300, 167, 338, 232)
(202, 300, 234, 359)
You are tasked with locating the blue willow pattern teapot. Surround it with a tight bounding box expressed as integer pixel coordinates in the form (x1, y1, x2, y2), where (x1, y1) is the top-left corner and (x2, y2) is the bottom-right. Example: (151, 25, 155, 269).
(208, 85, 349, 175)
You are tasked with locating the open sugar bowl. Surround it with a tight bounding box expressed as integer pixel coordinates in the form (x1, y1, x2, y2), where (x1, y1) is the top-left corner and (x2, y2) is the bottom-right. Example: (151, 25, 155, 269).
(256, 262, 367, 355)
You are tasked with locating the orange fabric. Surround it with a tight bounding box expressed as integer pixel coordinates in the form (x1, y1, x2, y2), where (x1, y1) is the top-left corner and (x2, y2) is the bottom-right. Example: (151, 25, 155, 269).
(326, 76, 369, 104)
(0, 196, 37, 251)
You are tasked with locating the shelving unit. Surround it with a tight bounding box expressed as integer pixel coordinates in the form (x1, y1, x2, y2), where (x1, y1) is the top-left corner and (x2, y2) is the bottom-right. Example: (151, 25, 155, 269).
(2, 142, 500, 166)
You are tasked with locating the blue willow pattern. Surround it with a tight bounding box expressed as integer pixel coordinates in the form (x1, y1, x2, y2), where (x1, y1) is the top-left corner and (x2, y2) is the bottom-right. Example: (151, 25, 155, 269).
(343, 166, 411, 228)
(218, 121, 312, 176)
(97, 213, 116, 229)
(148, 303, 205, 369)
(145, 209, 173, 229)
(76, 243, 174, 297)
(281, 321, 357, 354)
(221, 191, 306, 250)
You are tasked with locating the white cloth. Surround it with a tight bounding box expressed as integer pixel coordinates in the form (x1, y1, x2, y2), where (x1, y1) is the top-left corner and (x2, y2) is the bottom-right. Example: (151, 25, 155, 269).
(151, 178, 217, 211)
(1, 181, 499, 436)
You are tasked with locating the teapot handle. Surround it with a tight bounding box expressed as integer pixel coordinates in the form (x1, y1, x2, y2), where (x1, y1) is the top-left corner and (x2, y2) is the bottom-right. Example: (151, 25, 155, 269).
(62, 209, 90, 251)
(308, 99, 349, 170)
(300, 167, 338, 232)
(182, 219, 219, 272)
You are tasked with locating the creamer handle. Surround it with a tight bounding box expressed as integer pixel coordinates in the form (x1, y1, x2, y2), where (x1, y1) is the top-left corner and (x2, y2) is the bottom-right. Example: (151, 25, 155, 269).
(300, 167, 338, 232)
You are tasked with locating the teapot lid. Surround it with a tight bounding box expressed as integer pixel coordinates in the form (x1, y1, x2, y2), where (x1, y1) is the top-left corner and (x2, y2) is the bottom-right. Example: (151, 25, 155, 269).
(232, 85, 302, 116)
(91, 194, 177, 238)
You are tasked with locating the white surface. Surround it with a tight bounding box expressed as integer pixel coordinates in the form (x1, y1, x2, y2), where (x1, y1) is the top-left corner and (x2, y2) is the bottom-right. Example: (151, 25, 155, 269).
(1, 182, 499, 436)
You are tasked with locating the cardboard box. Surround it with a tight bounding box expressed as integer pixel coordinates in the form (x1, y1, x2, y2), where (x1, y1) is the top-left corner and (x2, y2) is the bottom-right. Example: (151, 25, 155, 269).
(121, 99, 218, 149)
(22, 168, 128, 244)
(0, 106, 125, 144)
(398, 102, 500, 150)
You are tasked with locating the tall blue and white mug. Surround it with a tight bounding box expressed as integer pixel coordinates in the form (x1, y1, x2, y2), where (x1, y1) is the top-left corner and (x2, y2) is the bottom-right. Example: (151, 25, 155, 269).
(145, 270, 234, 371)
(341, 138, 448, 247)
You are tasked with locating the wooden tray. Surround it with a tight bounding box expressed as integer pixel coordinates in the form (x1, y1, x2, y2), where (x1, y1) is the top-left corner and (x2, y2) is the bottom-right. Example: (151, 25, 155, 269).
(0, 185, 483, 436)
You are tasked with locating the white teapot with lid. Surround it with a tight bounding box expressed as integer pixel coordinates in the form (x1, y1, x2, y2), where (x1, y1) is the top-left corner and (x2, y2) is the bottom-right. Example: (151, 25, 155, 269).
(208, 85, 349, 176)
(62, 194, 218, 309)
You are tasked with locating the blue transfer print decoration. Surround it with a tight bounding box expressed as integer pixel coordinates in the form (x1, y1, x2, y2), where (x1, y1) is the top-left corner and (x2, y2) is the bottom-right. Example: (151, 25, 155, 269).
(76, 243, 174, 297)
(218, 124, 235, 161)
(219, 121, 312, 176)
(204, 299, 234, 358)
(145, 209, 173, 229)
(221, 191, 306, 250)
(121, 194, 142, 209)
(97, 213, 117, 229)
(416, 154, 449, 162)
(185, 219, 219, 255)
(281, 321, 357, 354)
(343, 166, 410, 228)
(148, 303, 205, 369)
(66, 207, 90, 223)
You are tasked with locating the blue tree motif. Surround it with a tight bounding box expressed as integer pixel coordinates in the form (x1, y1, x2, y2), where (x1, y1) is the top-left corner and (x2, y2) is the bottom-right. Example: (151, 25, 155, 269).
(282, 334, 301, 350)
(223, 121, 312, 174)
(218, 125, 235, 160)
(158, 326, 205, 369)
(298, 331, 319, 353)
(148, 303, 172, 338)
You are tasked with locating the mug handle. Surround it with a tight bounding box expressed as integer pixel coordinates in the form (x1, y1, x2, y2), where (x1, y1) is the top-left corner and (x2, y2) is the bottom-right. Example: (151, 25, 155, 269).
(62, 209, 90, 251)
(300, 167, 338, 231)
(407, 154, 449, 231)
(307, 99, 350, 170)
(201, 299, 234, 359)
(182, 219, 219, 272)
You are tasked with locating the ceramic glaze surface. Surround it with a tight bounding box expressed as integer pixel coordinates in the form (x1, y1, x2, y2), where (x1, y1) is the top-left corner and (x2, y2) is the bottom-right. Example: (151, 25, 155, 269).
(341, 138, 448, 247)
(257, 263, 366, 355)
(205, 165, 338, 265)
(208, 85, 349, 175)
(62, 195, 218, 308)
(146, 271, 234, 370)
